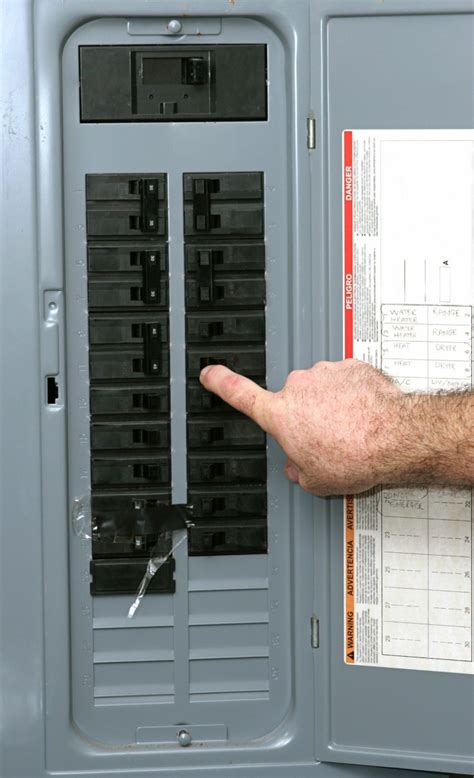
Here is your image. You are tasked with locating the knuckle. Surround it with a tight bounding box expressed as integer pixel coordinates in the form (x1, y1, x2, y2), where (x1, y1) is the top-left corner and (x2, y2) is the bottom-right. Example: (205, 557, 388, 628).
(347, 358, 370, 370)
(298, 472, 313, 491)
(286, 369, 306, 385)
(313, 360, 332, 371)
(242, 390, 258, 417)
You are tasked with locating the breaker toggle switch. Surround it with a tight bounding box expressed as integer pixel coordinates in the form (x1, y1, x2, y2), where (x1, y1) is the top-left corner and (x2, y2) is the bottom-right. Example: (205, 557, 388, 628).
(141, 178, 160, 232)
(188, 418, 265, 449)
(186, 243, 264, 274)
(193, 178, 220, 232)
(199, 426, 225, 445)
(197, 249, 216, 302)
(202, 530, 226, 551)
(187, 313, 265, 343)
(186, 276, 265, 309)
(143, 250, 162, 304)
(185, 57, 208, 85)
(188, 452, 267, 483)
(144, 323, 161, 375)
(198, 320, 224, 338)
(135, 392, 165, 411)
(133, 428, 164, 446)
(133, 463, 163, 481)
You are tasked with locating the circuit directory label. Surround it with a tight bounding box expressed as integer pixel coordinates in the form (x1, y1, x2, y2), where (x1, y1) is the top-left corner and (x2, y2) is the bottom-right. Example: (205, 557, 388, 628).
(343, 129, 473, 674)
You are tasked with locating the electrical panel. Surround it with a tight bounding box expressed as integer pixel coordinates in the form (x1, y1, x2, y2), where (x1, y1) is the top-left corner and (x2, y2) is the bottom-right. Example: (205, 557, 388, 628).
(2, 3, 473, 778)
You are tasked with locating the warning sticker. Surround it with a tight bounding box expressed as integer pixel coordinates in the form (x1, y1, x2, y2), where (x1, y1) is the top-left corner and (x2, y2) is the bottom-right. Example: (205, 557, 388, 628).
(343, 130, 473, 674)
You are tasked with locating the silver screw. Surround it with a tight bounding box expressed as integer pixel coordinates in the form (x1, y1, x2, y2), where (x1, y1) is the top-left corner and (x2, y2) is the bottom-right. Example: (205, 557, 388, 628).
(167, 19, 182, 34)
(177, 729, 192, 747)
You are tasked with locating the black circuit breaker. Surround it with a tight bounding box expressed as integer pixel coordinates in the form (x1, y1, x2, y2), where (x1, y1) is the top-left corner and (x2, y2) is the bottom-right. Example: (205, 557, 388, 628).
(86, 174, 176, 596)
(79, 45, 267, 122)
(184, 173, 268, 556)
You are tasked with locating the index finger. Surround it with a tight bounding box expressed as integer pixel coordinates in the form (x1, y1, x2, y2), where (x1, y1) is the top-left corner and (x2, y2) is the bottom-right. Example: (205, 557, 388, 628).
(200, 365, 275, 434)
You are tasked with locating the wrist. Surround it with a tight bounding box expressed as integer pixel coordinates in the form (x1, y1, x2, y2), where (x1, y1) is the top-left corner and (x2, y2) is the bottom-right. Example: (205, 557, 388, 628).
(367, 393, 415, 487)
(372, 392, 473, 488)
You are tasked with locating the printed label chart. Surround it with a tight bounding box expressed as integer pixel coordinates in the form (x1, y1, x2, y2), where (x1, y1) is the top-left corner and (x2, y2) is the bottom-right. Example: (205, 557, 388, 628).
(381, 304, 471, 392)
(380, 304, 472, 662)
(381, 487, 472, 662)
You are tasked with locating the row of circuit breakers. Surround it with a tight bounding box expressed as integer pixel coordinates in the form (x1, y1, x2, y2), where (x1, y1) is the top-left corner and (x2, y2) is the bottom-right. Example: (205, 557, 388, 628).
(87, 172, 268, 596)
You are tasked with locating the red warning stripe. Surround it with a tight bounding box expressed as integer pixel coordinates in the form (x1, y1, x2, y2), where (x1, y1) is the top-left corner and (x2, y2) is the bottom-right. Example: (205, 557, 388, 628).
(343, 131, 353, 359)
(343, 131, 355, 664)
(345, 495, 355, 664)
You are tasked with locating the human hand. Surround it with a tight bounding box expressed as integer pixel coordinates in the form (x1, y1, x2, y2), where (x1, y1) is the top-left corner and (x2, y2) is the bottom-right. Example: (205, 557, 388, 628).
(199, 359, 405, 496)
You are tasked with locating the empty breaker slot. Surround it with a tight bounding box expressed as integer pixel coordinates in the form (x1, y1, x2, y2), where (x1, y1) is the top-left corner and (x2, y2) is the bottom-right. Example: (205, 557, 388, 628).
(184, 172, 268, 556)
(86, 174, 175, 595)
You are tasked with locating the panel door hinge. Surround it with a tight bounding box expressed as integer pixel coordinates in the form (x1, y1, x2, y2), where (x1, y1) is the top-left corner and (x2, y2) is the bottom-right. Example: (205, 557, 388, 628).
(307, 114, 316, 150)
(310, 615, 319, 648)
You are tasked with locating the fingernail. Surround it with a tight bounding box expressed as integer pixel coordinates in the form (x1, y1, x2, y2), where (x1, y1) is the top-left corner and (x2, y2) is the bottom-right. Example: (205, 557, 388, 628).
(200, 365, 212, 380)
(286, 465, 299, 482)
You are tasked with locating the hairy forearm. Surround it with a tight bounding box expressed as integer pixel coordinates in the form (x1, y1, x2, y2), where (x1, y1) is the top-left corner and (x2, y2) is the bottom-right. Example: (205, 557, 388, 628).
(378, 391, 474, 488)
(200, 360, 473, 496)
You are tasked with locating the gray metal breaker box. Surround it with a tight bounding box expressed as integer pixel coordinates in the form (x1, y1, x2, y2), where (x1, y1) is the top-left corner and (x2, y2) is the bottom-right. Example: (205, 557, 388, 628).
(0, 1, 473, 777)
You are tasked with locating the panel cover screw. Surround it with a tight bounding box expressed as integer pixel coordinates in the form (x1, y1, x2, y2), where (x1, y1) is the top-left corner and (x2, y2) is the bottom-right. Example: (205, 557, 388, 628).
(167, 19, 182, 34)
(177, 729, 192, 747)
